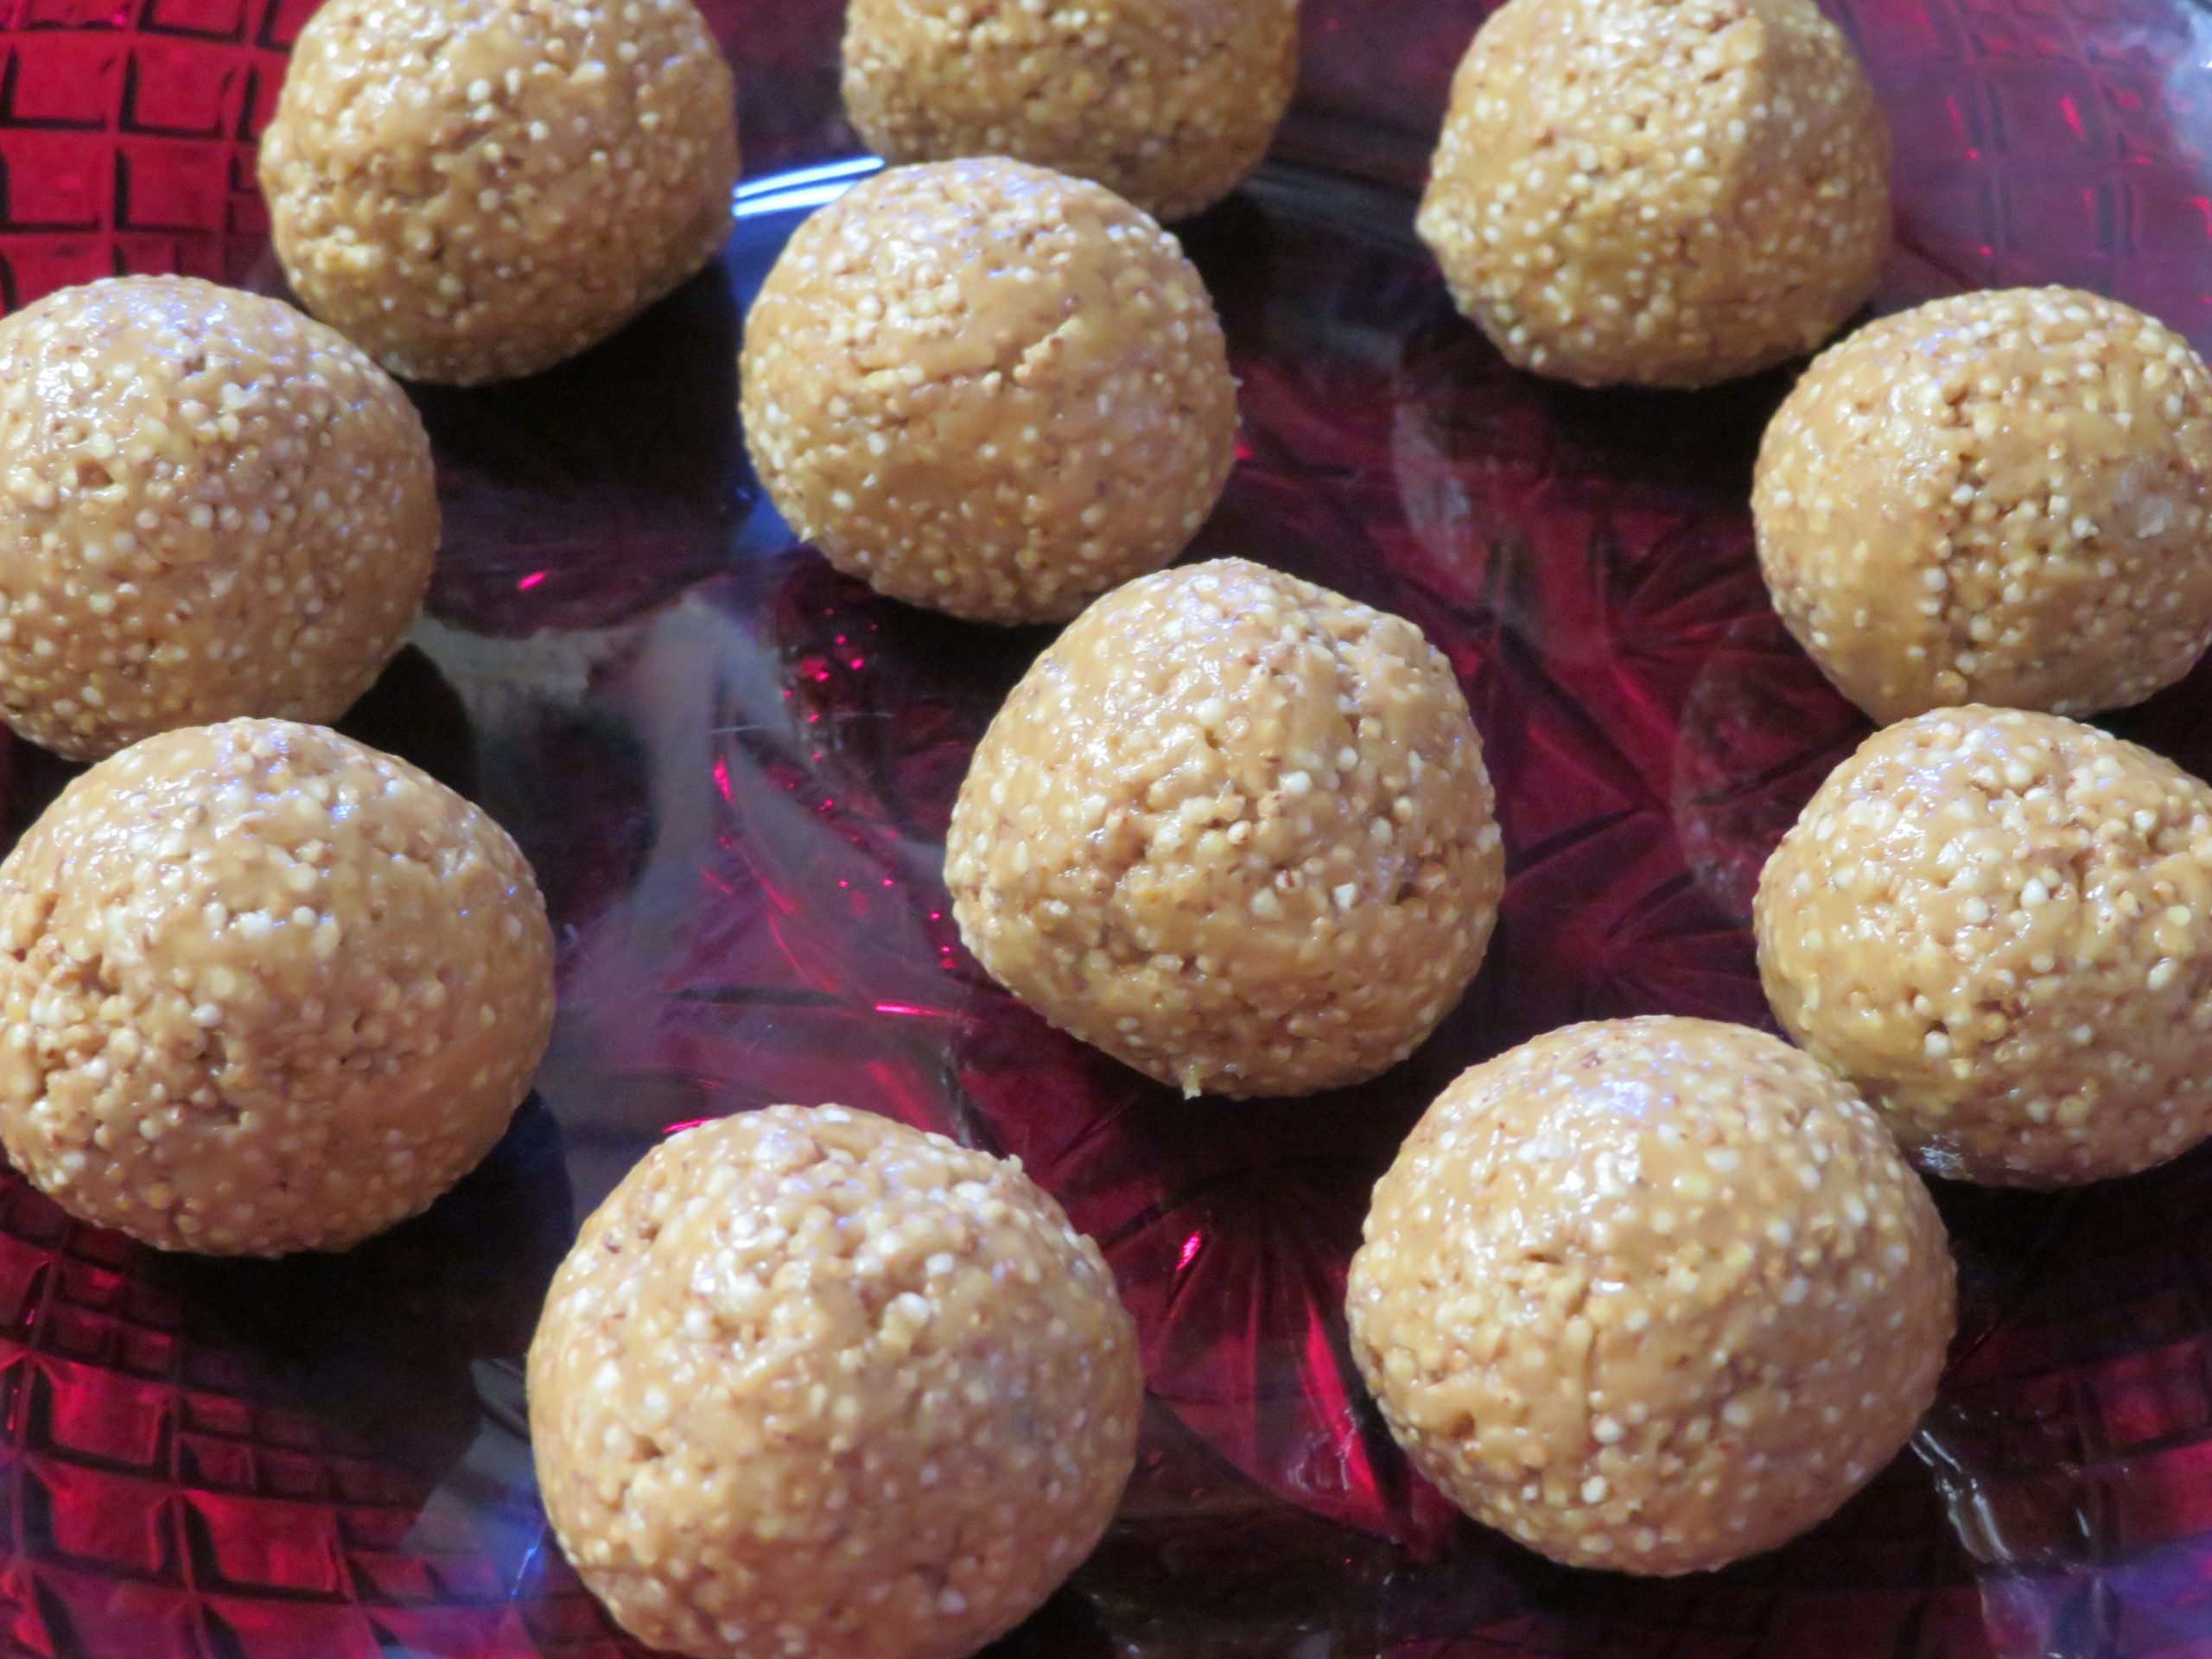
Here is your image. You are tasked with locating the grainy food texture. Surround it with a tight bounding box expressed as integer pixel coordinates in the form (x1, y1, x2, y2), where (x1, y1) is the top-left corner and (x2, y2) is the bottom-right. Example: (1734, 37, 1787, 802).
(259, 0, 740, 385)
(842, 0, 1300, 223)
(1417, 0, 1889, 388)
(945, 558, 1504, 1096)
(1758, 706, 2212, 1185)
(0, 720, 556, 1255)
(1753, 289, 2212, 722)
(528, 1105, 1142, 1659)
(0, 277, 436, 761)
(741, 158, 1238, 625)
(1348, 1016, 1955, 1574)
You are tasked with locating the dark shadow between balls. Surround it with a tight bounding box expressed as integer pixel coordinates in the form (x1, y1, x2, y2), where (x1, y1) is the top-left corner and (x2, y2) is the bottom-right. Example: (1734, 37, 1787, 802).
(149, 1096, 576, 1484)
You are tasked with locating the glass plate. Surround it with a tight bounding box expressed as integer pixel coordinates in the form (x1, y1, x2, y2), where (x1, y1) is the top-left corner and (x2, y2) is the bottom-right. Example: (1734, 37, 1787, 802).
(3, 0, 2212, 1653)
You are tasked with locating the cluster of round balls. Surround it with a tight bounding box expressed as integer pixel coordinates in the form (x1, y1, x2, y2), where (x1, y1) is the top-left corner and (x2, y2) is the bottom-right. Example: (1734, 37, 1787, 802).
(1758, 706, 2212, 1187)
(13, 0, 2169, 1626)
(842, 0, 1300, 224)
(1753, 288, 2212, 723)
(528, 1104, 1141, 1659)
(1419, 0, 1890, 388)
(1349, 1016, 1956, 1574)
(0, 277, 437, 761)
(741, 158, 1238, 625)
(946, 557, 1505, 1096)
(260, 0, 740, 385)
(0, 720, 556, 1256)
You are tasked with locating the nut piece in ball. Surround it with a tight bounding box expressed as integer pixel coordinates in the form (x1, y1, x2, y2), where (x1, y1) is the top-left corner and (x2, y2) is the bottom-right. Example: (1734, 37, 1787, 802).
(1754, 289, 2212, 722)
(528, 1104, 1141, 1659)
(0, 277, 436, 762)
(741, 158, 1237, 625)
(945, 557, 1503, 1096)
(1418, 0, 1889, 388)
(260, 0, 740, 385)
(0, 720, 556, 1255)
(1349, 1016, 1955, 1573)
(1758, 706, 2212, 1185)
(842, 0, 1299, 224)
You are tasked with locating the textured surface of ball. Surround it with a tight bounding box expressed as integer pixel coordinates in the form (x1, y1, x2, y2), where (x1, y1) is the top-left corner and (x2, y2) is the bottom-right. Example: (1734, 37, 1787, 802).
(1348, 1016, 1955, 1573)
(0, 277, 436, 761)
(1758, 707, 2212, 1185)
(1417, 0, 1889, 388)
(842, 0, 1299, 223)
(260, 0, 739, 385)
(1754, 289, 2212, 722)
(946, 558, 1503, 1096)
(0, 720, 556, 1255)
(528, 1104, 1141, 1659)
(741, 159, 1237, 624)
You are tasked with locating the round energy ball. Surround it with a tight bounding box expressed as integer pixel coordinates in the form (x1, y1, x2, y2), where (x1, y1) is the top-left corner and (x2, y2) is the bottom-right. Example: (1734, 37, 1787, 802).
(1753, 289, 2212, 723)
(842, 0, 1299, 224)
(1348, 1016, 1955, 1574)
(1418, 0, 1889, 389)
(528, 1104, 1141, 1659)
(0, 276, 436, 762)
(741, 158, 1237, 625)
(945, 558, 1504, 1096)
(1758, 706, 2212, 1186)
(259, 0, 740, 385)
(0, 720, 556, 1255)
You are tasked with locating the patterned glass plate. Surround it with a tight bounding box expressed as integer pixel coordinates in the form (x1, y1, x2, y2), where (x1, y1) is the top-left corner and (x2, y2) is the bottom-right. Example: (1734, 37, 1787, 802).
(3, 0, 2212, 1653)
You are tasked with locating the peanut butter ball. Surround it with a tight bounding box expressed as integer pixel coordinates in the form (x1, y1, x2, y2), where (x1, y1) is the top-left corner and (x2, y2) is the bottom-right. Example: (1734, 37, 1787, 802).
(1754, 289, 2212, 722)
(528, 1105, 1141, 1659)
(945, 558, 1503, 1096)
(0, 720, 556, 1255)
(1758, 707, 2212, 1186)
(260, 0, 740, 385)
(0, 277, 435, 762)
(842, 0, 1298, 224)
(741, 158, 1236, 625)
(1349, 1016, 1955, 1573)
(1418, 0, 1889, 388)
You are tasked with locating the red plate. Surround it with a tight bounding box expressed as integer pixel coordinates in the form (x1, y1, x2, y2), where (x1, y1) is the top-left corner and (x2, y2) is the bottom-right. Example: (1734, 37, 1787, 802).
(3, 0, 2212, 1653)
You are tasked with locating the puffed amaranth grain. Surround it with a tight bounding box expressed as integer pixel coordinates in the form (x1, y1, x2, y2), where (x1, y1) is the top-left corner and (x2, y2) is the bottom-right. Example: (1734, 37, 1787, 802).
(742, 159, 1237, 626)
(260, 0, 740, 385)
(0, 277, 436, 761)
(1348, 1016, 1955, 1574)
(1758, 706, 2212, 1185)
(842, 0, 1299, 223)
(0, 720, 556, 1255)
(945, 558, 1504, 1096)
(528, 1104, 1141, 1659)
(1418, 0, 1889, 388)
(1754, 289, 2212, 722)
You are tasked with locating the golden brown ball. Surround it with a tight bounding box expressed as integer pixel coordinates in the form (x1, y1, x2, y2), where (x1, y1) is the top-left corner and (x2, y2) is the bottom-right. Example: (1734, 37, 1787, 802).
(1754, 289, 2212, 722)
(528, 1105, 1141, 1659)
(260, 0, 740, 385)
(1418, 0, 1890, 388)
(842, 0, 1299, 223)
(945, 558, 1503, 1096)
(1349, 1016, 1955, 1573)
(0, 277, 435, 762)
(1758, 706, 2212, 1185)
(741, 158, 1237, 625)
(0, 720, 556, 1255)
